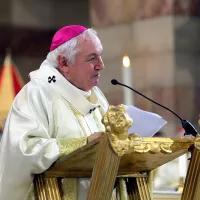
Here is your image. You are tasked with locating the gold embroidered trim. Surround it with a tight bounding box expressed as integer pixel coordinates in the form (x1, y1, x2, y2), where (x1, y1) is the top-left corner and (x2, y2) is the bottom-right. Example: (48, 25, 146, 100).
(57, 137, 87, 157)
(92, 108, 105, 132)
(25, 184, 35, 200)
(118, 178, 129, 200)
(57, 100, 105, 200)
(57, 103, 91, 200)
(60, 178, 77, 200)
(69, 104, 92, 136)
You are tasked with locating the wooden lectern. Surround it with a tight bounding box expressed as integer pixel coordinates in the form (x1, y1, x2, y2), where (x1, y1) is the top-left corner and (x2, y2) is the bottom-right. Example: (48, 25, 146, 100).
(33, 105, 200, 200)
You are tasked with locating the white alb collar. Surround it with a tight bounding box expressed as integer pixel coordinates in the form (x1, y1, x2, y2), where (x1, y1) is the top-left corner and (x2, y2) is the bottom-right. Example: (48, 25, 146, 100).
(30, 60, 100, 115)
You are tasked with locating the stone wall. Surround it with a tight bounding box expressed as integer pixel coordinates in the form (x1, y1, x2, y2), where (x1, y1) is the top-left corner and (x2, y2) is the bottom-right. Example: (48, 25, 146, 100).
(90, 0, 200, 27)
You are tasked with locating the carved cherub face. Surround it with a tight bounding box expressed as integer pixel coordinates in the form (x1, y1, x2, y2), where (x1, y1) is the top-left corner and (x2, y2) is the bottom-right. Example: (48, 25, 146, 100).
(102, 105, 133, 134)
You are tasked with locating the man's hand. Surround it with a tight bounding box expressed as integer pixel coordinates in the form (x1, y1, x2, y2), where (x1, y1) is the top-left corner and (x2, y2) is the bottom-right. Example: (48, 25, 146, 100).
(87, 132, 102, 143)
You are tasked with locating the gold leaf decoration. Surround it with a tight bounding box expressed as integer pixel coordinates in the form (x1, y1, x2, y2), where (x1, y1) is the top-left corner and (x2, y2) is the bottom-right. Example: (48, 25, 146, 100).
(102, 105, 175, 156)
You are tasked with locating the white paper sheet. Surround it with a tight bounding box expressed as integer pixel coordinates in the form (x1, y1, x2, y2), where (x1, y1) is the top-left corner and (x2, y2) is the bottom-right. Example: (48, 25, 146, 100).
(123, 105, 167, 137)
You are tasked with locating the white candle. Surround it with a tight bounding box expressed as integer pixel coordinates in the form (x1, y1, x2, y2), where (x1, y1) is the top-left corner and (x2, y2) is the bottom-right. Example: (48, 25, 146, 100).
(179, 154, 187, 177)
(122, 55, 134, 105)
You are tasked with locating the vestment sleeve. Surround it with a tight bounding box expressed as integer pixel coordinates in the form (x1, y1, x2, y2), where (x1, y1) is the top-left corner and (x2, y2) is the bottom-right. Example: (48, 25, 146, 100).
(13, 85, 87, 173)
(0, 84, 88, 199)
(57, 137, 87, 156)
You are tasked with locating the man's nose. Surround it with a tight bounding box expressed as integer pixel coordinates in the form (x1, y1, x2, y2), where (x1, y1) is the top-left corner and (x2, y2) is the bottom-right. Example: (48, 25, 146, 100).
(95, 57, 104, 70)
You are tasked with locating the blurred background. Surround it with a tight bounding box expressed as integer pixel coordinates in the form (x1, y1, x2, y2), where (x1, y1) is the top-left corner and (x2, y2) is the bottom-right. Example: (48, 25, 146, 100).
(0, 0, 200, 199)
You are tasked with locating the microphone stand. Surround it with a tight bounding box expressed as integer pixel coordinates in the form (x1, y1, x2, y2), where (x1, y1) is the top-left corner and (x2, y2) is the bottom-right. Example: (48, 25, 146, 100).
(111, 79, 198, 137)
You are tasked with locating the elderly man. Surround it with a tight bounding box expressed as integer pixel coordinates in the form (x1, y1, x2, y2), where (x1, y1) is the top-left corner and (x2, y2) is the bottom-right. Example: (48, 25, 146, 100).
(0, 25, 109, 200)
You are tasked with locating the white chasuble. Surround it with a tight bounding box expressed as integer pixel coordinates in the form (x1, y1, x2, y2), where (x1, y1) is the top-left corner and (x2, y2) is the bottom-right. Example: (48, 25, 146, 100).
(0, 60, 108, 200)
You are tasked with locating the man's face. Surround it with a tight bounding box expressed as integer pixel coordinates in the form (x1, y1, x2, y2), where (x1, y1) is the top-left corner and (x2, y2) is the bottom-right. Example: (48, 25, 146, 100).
(63, 35, 104, 91)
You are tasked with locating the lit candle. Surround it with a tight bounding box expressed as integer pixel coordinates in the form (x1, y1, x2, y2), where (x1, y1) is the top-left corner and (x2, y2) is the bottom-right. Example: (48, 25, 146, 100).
(122, 55, 134, 105)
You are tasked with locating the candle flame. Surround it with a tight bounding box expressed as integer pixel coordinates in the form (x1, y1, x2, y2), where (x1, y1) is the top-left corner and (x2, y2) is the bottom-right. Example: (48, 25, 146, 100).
(123, 55, 130, 68)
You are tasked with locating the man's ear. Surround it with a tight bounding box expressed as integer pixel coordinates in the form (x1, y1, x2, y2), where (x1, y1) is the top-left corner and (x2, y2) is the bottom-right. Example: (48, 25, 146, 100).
(57, 55, 69, 73)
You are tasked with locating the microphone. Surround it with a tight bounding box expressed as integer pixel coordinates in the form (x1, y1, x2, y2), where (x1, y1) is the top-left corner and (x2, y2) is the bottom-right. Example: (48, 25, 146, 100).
(111, 79, 198, 137)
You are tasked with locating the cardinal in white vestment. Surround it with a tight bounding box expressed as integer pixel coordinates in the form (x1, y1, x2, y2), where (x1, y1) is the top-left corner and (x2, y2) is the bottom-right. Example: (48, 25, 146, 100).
(0, 25, 109, 200)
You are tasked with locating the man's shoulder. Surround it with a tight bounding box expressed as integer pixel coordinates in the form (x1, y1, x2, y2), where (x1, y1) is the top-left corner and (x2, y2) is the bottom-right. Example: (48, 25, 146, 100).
(12, 79, 58, 113)
(26, 79, 55, 94)
(16, 79, 57, 102)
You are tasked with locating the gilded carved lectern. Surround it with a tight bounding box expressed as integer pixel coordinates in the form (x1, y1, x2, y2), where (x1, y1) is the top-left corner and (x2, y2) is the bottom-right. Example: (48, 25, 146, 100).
(33, 105, 200, 200)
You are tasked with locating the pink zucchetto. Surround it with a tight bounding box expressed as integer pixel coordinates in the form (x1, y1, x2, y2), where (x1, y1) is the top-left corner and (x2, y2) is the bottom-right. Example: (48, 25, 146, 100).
(50, 25, 87, 51)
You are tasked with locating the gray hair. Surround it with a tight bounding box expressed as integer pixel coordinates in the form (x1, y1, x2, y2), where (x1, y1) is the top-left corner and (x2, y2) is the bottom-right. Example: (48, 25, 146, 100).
(46, 28, 97, 68)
